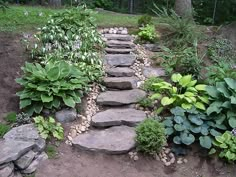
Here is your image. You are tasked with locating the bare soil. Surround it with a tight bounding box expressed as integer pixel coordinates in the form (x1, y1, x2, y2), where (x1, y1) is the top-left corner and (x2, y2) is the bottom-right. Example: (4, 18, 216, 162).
(0, 33, 235, 177)
(0, 33, 26, 121)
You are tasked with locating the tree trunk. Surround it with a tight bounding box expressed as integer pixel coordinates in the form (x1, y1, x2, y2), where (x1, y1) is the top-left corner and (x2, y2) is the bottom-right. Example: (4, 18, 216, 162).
(129, 0, 134, 14)
(49, 0, 61, 8)
(174, 0, 192, 18)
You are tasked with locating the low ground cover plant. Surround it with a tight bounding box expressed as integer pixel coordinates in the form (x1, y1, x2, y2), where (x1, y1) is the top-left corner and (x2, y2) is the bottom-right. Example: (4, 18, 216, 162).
(163, 107, 224, 149)
(150, 73, 208, 112)
(0, 123, 10, 138)
(136, 118, 166, 155)
(206, 78, 236, 129)
(138, 14, 153, 27)
(138, 24, 159, 43)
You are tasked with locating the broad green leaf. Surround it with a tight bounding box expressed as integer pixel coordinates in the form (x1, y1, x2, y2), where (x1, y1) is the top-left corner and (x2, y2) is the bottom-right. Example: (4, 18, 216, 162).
(180, 132, 195, 145)
(173, 136, 181, 144)
(20, 99, 31, 109)
(171, 73, 182, 82)
(229, 117, 236, 128)
(230, 96, 236, 104)
(63, 96, 75, 107)
(165, 127, 174, 135)
(210, 129, 222, 136)
(47, 66, 60, 81)
(199, 136, 212, 149)
(209, 148, 216, 155)
(188, 115, 203, 125)
(194, 102, 206, 110)
(206, 101, 223, 115)
(34, 103, 43, 114)
(41, 94, 53, 103)
(174, 116, 184, 124)
(151, 93, 161, 100)
(170, 107, 185, 116)
(187, 80, 197, 87)
(161, 97, 175, 106)
(174, 124, 185, 131)
(198, 96, 209, 104)
(181, 103, 192, 109)
(163, 118, 173, 127)
(206, 86, 220, 98)
(224, 78, 236, 90)
(195, 84, 206, 91)
(179, 75, 192, 87)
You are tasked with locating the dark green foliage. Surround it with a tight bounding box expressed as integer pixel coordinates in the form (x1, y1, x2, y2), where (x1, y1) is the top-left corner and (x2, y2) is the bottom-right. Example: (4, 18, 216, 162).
(138, 14, 153, 27)
(46, 144, 58, 159)
(0, 0, 8, 13)
(136, 118, 167, 155)
(4, 112, 16, 124)
(141, 77, 164, 92)
(163, 107, 224, 149)
(208, 38, 235, 64)
(0, 123, 10, 138)
(206, 78, 236, 129)
(206, 62, 236, 85)
(16, 112, 32, 125)
(138, 97, 153, 108)
(210, 131, 236, 162)
(153, 7, 202, 48)
(160, 46, 203, 79)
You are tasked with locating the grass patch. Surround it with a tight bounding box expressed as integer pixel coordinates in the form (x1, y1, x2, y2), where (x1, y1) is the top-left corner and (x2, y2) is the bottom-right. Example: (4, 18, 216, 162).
(46, 144, 58, 159)
(0, 5, 158, 32)
(0, 123, 10, 138)
(4, 112, 17, 124)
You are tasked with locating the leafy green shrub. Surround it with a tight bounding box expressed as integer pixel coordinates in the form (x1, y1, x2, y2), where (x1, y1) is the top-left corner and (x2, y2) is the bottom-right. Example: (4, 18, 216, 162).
(136, 118, 166, 155)
(151, 73, 208, 112)
(16, 112, 32, 125)
(46, 144, 58, 159)
(138, 25, 159, 43)
(206, 62, 236, 85)
(141, 77, 164, 92)
(16, 61, 90, 115)
(206, 78, 236, 128)
(34, 116, 64, 140)
(138, 97, 153, 108)
(138, 14, 153, 27)
(208, 38, 235, 64)
(210, 131, 236, 162)
(153, 7, 202, 48)
(163, 107, 223, 149)
(160, 46, 203, 79)
(4, 112, 16, 124)
(0, 123, 10, 138)
(0, 0, 8, 13)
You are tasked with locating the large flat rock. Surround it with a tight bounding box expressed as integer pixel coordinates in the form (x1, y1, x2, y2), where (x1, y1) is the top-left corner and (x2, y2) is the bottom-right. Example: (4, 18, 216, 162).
(104, 34, 133, 41)
(106, 40, 135, 49)
(0, 140, 35, 165)
(105, 48, 135, 54)
(105, 54, 136, 67)
(143, 67, 166, 78)
(97, 89, 146, 106)
(72, 126, 136, 154)
(103, 77, 138, 90)
(91, 108, 146, 127)
(4, 124, 45, 152)
(106, 67, 135, 77)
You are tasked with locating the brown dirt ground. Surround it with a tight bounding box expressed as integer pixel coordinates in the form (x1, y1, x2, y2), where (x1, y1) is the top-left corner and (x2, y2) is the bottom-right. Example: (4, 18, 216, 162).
(1, 33, 236, 177)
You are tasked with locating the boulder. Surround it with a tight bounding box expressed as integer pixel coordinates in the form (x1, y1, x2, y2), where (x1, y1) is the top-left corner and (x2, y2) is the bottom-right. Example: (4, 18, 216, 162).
(103, 77, 138, 90)
(104, 54, 136, 67)
(21, 152, 48, 174)
(97, 89, 146, 106)
(0, 163, 14, 177)
(143, 67, 166, 78)
(55, 108, 77, 123)
(91, 108, 146, 127)
(72, 126, 136, 154)
(14, 150, 36, 170)
(4, 124, 46, 152)
(106, 67, 135, 77)
(0, 140, 35, 165)
(142, 44, 162, 52)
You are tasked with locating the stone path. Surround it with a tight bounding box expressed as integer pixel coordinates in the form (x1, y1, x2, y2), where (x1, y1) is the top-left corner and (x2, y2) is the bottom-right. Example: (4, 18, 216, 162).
(72, 32, 147, 154)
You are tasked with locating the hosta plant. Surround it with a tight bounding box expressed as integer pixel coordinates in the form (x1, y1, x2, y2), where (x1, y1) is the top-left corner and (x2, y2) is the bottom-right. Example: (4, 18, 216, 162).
(210, 131, 236, 162)
(206, 78, 236, 128)
(136, 118, 167, 155)
(34, 116, 64, 140)
(138, 24, 159, 43)
(16, 61, 89, 115)
(163, 107, 224, 149)
(151, 73, 208, 113)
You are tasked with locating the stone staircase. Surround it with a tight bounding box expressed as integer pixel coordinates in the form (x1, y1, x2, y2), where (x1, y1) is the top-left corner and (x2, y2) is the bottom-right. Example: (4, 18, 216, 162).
(72, 33, 147, 154)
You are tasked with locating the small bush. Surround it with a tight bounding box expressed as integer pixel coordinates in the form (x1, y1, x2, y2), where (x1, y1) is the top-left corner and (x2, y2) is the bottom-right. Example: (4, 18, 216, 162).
(16, 112, 32, 125)
(138, 14, 153, 27)
(138, 97, 153, 108)
(138, 25, 159, 43)
(0, 123, 10, 138)
(4, 112, 16, 124)
(141, 77, 164, 92)
(136, 118, 166, 155)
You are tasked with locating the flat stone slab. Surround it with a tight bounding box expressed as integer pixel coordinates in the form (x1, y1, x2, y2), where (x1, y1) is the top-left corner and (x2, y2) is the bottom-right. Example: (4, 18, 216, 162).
(106, 40, 135, 48)
(106, 67, 135, 77)
(92, 108, 146, 127)
(105, 48, 135, 54)
(103, 77, 138, 90)
(0, 140, 35, 165)
(72, 126, 136, 154)
(97, 89, 146, 106)
(105, 54, 136, 67)
(4, 124, 46, 152)
(104, 34, 133, 41)
(143, 67, 166, 78)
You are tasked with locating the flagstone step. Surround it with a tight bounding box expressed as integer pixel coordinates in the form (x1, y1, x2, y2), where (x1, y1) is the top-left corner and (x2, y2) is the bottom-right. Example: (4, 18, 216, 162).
(105, 48, 135, 54)
(91, 108, 146, 127)
(104, 54, 136, 67)
(72, 126, 136, 154)
(106, 67, 135, 77)
(97, 89, 146, 106)
(106, 40, 135, 49)
(104, 34, 133, 41)
(103, 77, 138, 90)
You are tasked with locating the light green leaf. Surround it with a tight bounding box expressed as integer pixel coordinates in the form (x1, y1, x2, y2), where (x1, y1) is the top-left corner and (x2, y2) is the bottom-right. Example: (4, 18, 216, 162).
(47, 66, 60, 81)
(161, 97, 175, 106)
(194, 102, 206, 110)
(199, 136, 212, 149)
(63, 96, 75, 107)
(179, 75, 192, 87)
(171, 73, 182, 82)
(20, 99, 31, 109)
(41, 94, 53, 103)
